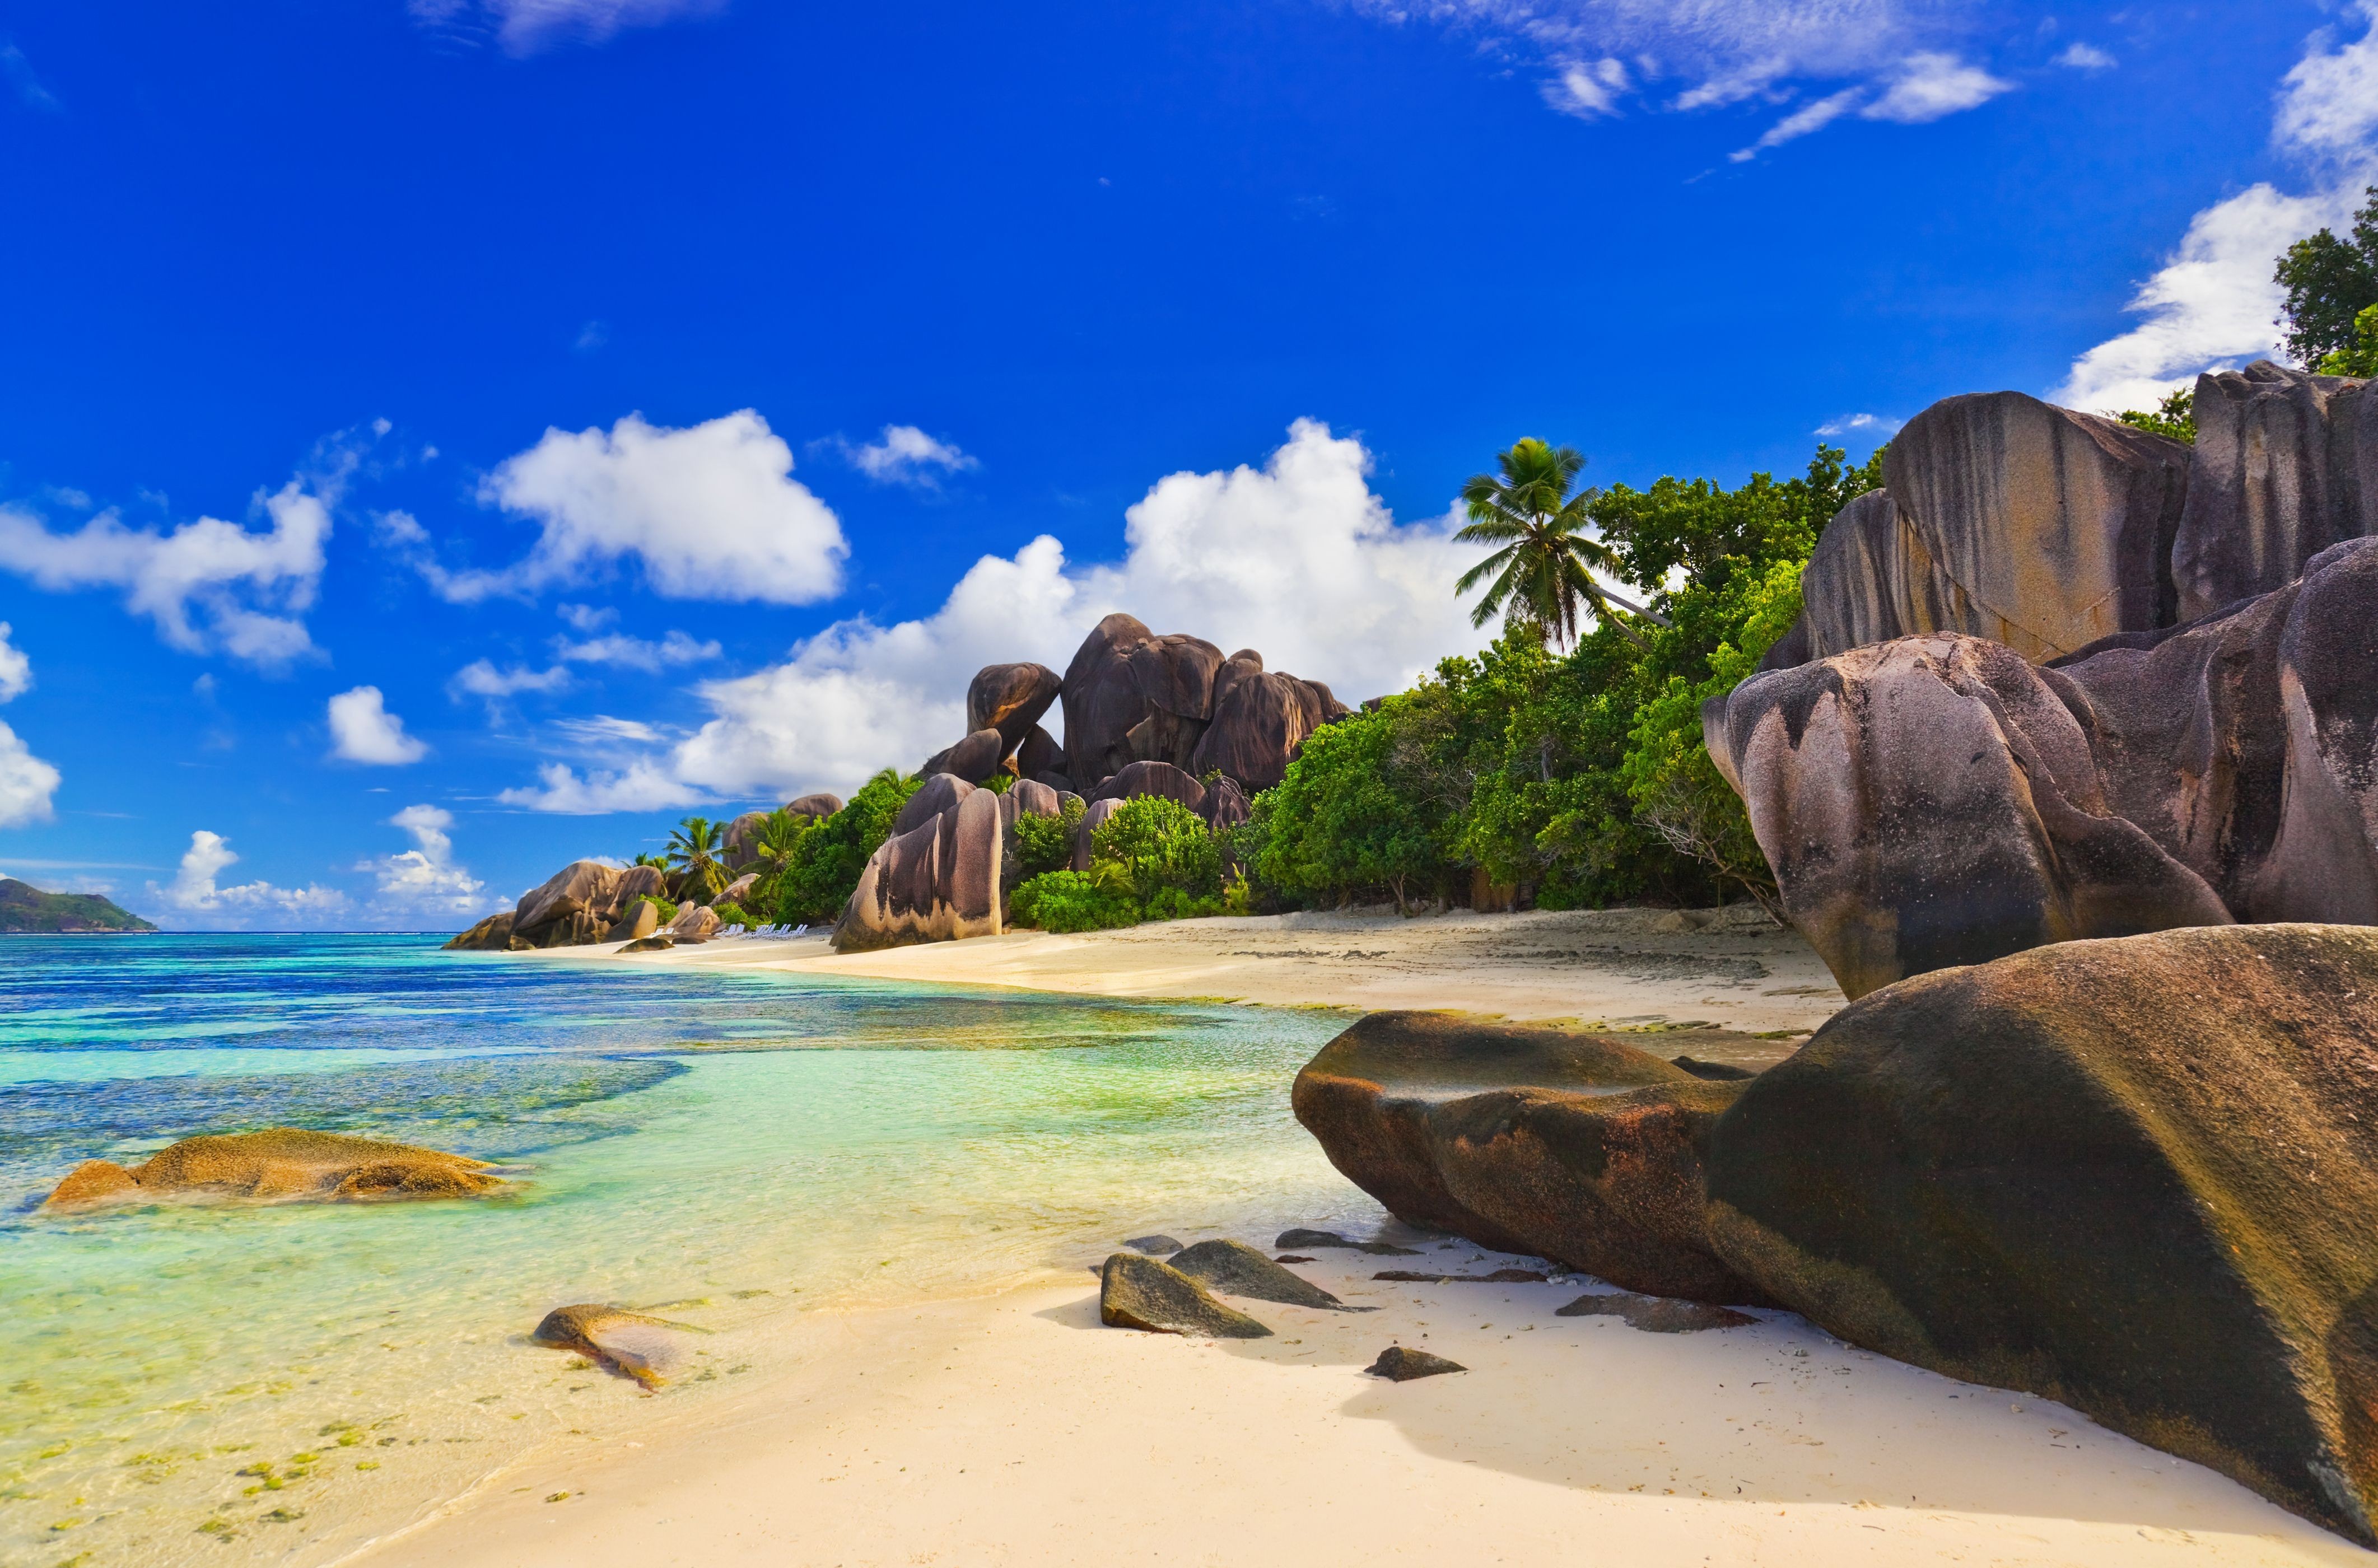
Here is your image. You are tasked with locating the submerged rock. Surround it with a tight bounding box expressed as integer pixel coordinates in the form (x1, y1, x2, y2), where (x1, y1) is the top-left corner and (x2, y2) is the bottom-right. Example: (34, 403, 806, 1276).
(1166, 1239, 1357, 1310)
(1554, 1292, 1757, 1332)
(1364, 1347, 1466, 1382)
(531, 1304, 702, 1389)
(1124, 1234, 1185, 1255)
(42, 1128, 504, 1210)
(1274, 1228, 1421, 1257)
(1704, 923, 2378, 1545)
(1098, 1251, 1272, 1338)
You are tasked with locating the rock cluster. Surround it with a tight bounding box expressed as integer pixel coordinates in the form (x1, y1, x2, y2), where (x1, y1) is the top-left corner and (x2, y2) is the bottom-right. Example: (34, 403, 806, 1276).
(42, 1128, 505, 1209)
(833, 618, 1350, 952)
(1298, 928, 2378, 1543)
(445, 860, 669, 952)
(1709, 360, 2378, 1000)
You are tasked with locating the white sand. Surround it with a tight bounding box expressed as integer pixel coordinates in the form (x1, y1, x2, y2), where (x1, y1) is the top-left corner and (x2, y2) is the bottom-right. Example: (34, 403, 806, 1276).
(428, 913, 2363, 1565)
(542, 904, 1848, 1041)
(351, 1248, 2358, 1567)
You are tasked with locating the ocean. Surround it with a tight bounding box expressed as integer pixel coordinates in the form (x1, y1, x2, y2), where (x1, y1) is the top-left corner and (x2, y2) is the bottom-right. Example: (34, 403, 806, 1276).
(0, 934, 1368, 1566)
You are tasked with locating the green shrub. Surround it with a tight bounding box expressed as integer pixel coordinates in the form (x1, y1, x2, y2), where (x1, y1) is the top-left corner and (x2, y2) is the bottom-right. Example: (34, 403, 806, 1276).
(1092, 796, 1221, 905)
(773, 769, 924, 925)
(976, 772, 1014, 794)
(1014, 796, 1086, 879)
(1010, 869, 1141, 932)
(710, 900, 754, 928)
(641, 895, 679, 926)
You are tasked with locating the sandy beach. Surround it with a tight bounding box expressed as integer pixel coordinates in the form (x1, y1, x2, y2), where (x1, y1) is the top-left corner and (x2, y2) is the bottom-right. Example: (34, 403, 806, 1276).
(535, 904, 1848, 1058)
(378, 912, 2378, 1567)
(355, 1243, 2359, 1568)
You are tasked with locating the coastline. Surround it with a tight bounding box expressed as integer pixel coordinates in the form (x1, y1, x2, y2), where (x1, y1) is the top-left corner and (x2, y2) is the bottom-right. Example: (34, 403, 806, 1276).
(509, 904, 1847, 1051)
(352, 1247, 2361, 1568)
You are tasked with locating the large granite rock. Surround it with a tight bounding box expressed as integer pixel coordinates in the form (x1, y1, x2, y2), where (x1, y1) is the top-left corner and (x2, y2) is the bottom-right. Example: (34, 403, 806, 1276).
(1188, 654, 1349, 791)
(2055, 536, 2378, 923)
(1705, 633, 2232, 1000)
(1060, 613, 1225, 787)
(1291, 1012, 1762, 1302)
(612, 864, 666, 910)
(1071, 796, 1122, 872)
(1088, 759, 1206, 810)
(513, 860, 624, 941)
(1705, 924, 2378, 1546)
(2174, 361, 2378, 620)
(1793, 394, 2192, 665)
(786, 792, 843, 819)
(1013, 723, 1064, 782)
(1198, 775, 1252, 836)
(966, 662, 1062, 754)
(1166, 1239, 1351, 1310)
(612, 898, 659, 942)
(933, 727, 1011, 783)
(894, 772, 976, 836)
(444, 911, 514, 951)
(834, 786, 1006, 951)
(666, 903, 722, 942)
(43, 1128, 503, 1209)
(722, 810, 771, 869)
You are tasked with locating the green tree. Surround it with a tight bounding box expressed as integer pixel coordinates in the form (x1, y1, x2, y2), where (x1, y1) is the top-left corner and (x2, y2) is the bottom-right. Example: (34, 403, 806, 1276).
(1248, 706, 1449, 912)
(2319, 302, 2378, 377)
(772, 770, 923, 925)
(2277, 185, 2378, 367)
(2115, 388, 2197, 443)
(1013, 796, 1086, 879)
(742, 809, 812, 912)
(1456, 438, 1667, 650)
(666, 816, 727, 899)
(1092, 796, 1222, 906)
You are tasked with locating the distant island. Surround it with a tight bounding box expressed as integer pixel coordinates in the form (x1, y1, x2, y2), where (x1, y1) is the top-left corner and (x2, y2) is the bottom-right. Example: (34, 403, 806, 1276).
(0, 878, 158, 933)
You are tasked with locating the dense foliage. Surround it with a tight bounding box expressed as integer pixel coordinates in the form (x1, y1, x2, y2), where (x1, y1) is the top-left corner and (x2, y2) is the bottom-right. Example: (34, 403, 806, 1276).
(1013, 795, 1086, 879)
(771, 769, 923, 925)
(1243, 443, 1882, 914)
(2116, 388, 2197, 444)
(2277, 185, 2378, 368)
(1011, 795, 1244, 931)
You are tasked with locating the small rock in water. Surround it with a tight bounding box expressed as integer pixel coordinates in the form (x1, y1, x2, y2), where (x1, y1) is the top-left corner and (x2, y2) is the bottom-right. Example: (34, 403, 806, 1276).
(619, 935, 675, 953)
(1124, 1234, 1185, 1256)
(1098, 1252, 1272, 1339)
(1274, 1254, 1318, 1264)
(1372, 1268, 1550, 1285)
(1166, 1239, 1368, 1310)
(1555, 1291, 1756, 1333)
(532, 1304, 706, 1387)
(1275, 1227, 1422, 1256)
(1365, 1346, 1467, 1382)
(41, 1128, 503, 1210)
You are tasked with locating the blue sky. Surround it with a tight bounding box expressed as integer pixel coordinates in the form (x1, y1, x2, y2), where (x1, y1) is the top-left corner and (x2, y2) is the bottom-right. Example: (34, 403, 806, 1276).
(0, 0, 2370, 928)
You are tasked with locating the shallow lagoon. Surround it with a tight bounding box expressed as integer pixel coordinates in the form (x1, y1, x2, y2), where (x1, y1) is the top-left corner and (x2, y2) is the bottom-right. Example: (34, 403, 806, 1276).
(1, 935, 1369, 1566)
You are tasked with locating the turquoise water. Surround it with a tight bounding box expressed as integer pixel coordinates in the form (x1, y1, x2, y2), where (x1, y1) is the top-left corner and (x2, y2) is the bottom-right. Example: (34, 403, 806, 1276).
(0, 935, 1369, 1567)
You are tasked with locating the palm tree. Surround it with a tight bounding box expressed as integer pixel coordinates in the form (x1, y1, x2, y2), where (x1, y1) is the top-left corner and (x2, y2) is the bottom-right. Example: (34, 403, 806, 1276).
(666, 816, 727, 900)
(1454, 438, 1668, 649)
(744, 810, 809, 905)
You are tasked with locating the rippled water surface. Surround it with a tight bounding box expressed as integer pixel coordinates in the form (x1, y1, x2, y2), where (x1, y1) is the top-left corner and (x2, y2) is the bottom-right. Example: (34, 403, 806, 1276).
(0, 935, 1368, 1566)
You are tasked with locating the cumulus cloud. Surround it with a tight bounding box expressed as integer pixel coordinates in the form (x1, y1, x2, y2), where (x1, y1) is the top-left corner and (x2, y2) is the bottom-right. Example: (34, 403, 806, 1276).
(2053, 6, 2378, 413)
(450, 660, 573, 707)
(152, 830, 349, 928)
(0, 473, 338, 668)
(407, 0, 722, 55)
(500, 420, 1494, 811)
(1544, 57, 1630, 118)
(412, 410, 847, 606)
(836, 424, 980, 489)
(0, 622, 58, 827)
(327, 686, 430, 765)
(368, 805, 491, 921)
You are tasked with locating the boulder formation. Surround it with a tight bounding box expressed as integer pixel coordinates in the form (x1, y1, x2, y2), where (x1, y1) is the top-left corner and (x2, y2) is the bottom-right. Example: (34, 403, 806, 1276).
(836, 785, 1071, 952)
(1290, 1011, 1768, 1303)
(1099, 1250, 1273, 1338)
(43, 1128, 504, 1209)
(446, 860, 672, 952)
(967, 662, 1062, 753)
(1704, 924, 2378, 1546)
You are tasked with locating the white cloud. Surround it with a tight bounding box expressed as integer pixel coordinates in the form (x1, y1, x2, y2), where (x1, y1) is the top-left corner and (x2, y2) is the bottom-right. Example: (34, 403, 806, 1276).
(368, 805, 491, 920)
(551, 715, 670, 745)
(0, 473, 337, 668)
(837, 424, 980, 489)
(556, 628, 721, 670)
(407, 0, 722, 55)
(1544, 57, 1630, 118)
(417, 410, 847, 606)
(557, 602, 615, 632)
(1, 41, 61, 112)
(1815, 412, 1904, 437)
(152, 830, 349, 928)
(2053, 5, 2378, 413)
(1860, 52, 2010, 123)
(1731, 87, 1863, 160)
(499, 420, 1495, 811)
(327, 686, 430, 765)
(0, 622, 58, 825)
(2052, 43, 2115, 72)
(0, 621, 31, 704)
(450, 659, 573, 704)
